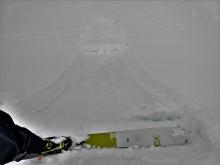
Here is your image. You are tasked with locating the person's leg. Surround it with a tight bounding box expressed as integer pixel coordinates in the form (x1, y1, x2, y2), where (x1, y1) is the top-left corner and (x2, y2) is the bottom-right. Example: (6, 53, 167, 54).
(0, 110, 44, 164)
(0, 110, 19, 164)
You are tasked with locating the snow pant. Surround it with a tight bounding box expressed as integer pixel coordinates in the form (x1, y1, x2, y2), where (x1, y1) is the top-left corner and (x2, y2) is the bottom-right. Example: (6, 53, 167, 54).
(0, 110, 44, 165)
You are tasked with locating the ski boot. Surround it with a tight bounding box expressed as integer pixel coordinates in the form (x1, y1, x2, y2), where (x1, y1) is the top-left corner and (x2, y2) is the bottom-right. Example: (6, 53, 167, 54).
(41, 136, 72, 156)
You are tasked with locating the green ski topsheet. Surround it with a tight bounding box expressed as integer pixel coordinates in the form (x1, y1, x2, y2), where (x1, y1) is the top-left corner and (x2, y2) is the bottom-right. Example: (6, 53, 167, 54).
(85, 127, 188, 148)
(85, 132, 117, 148)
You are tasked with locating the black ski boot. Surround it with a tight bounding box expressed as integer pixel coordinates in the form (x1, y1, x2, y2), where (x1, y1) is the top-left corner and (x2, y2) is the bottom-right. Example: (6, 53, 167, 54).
(41, 136, 72, 156)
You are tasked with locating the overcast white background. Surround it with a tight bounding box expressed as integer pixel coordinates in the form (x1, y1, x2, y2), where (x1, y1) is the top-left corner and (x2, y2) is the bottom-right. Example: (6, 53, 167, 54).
(0, 0, 219, 114)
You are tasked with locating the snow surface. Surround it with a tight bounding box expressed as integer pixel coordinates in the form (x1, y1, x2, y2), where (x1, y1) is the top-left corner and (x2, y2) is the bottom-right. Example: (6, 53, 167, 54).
(5, 48, 219, 165)
(0, 1, 219, 165)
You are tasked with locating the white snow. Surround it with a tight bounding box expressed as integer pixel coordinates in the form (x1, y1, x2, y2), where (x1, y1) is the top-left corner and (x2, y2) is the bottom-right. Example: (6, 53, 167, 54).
(6, 49, 219, 164)
(0, 1, 219, 165)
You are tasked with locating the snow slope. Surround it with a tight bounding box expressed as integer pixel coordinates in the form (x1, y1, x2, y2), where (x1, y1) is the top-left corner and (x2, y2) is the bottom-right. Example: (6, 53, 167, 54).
(1, 2, 219, 165)
(8, 38, 219, 165)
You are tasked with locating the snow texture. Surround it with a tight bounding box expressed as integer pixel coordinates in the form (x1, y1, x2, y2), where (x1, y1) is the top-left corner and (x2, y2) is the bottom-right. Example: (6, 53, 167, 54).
(0, 1, 219, 165)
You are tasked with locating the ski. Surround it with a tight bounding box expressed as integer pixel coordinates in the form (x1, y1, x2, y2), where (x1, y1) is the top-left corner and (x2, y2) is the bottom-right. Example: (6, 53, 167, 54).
(32, 126, 188, 160)
(78, 126, 188, 149)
